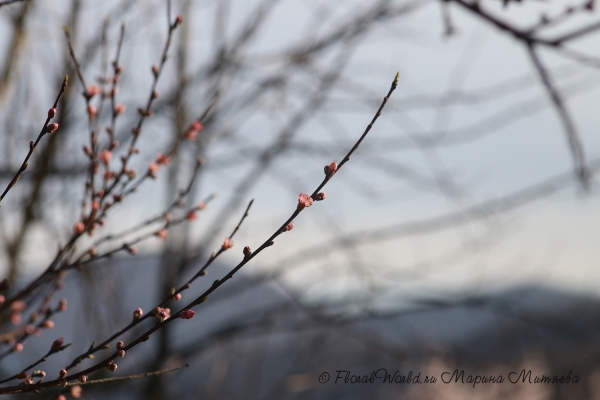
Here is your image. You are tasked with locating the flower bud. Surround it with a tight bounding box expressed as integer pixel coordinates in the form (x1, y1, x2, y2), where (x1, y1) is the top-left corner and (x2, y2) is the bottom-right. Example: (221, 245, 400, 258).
(106, 362, 117, 372)
(87, 105, 97, 119)
(52, 338, 64, 351)
(58, 298, 67, 312)
(79, 375, 88, 383)
(117, 349, 126, 357)
(115, 104, 126, 115)
(32, 370, 46, 378)
(243, 246, 252, 257)
(297, 193, 313, 209)
(222, 237, 234, 250)
(88, 85, 101, 98)
(17, 371, 30, 380)
(74, 221, 85, 235)
(71, 385, 82, 399)
(45, 123, 59, 134)
(48, 108, 57, 118)
(59, 369, 67, 379)
(133, 308, 143, 319)
(314, 192, 327, 201)
(324, 161, 338, 176)
(180, 309, 196, 319)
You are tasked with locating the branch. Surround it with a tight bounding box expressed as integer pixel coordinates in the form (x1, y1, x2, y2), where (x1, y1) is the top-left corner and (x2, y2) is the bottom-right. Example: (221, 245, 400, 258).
(0, 76, 68, 205)
(0, 72, 399, 395)
(527, 42, 589, 187)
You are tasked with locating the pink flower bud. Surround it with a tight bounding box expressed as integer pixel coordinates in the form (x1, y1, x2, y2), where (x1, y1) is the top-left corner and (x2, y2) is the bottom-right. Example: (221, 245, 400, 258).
(156, 153, 171, 165)
(192, 121, 204, 131)
(48, 108, 57, 118)
(156, 229, 169, 241)
(117, 349, 126, 357)
(59, 369, 67, 379)
(10, 311, 21, 325)
(222, 237, 234, 250)
(0, 295, 4, 304)
(99, 150, 112, 165)
(152, 64, 159, 76)
(148, 161, 160, 178)
(42, 320, 55, 329)
(115, 104, 126, 115)
(175, 14, 184, 25)
(71, 385, 82, 398)
(324, 161, 338, 176)
(314, 192, 327, 201)
(45, 123, 59, 133)
(155, 307, 171, 322)
(58, 299, 67, 312)
(24, 377, 34, 385)
(13, 343, 23, 353)
(52, 338, 64, 351)
(74, 221, 85, 235)
(17, 371, 30, 380)
(152, 90, 159, 99)
(284, 221, 294, 232)
(173, 293, 181, 301)
(11, 300, 26, 311)
(83, 145, 92, 157)
(243, 246, 252, 257)
(180, 309, 196, 319)
(187, 210, 198, 221)
(87, 105, 97, 119)
(185, 129, 198, 141)
(133, 308, 143, 319)
(79, 375, 88, 383)
(106, 362, 117, 372)
(58, 395, 67, 400)
(125, 245, 138, 255)
(88, 85, 101, 98)
(297, 193, 313, 209)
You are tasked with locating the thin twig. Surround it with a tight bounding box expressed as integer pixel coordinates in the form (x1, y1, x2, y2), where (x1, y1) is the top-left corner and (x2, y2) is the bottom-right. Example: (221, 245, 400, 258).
(68, 364, 189, 386)
(0, 0, 25, 7)
(527, 42, 589, 187)
(0, 76, 68, 205)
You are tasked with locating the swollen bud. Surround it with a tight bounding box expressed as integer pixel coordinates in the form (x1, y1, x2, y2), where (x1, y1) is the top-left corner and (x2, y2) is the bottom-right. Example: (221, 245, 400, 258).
(48, 108, 57, 119)
(45, 123, 59, 134)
